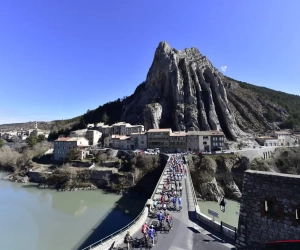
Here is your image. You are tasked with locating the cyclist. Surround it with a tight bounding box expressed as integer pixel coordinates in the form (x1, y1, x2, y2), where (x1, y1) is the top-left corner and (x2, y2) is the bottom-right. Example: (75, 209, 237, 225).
(162, 202, 167, 212)
(124, 231, 133, 249)
(141, 222, 149, 244)
(157, 210, 164, 227)
(161, 194, 165, 204)
(166, 213, 173, 229)
(178, 196, 182, 210)
(172, 196, 177, 210)
(153, 199, 157, 211)
(148, 225, 156, 246)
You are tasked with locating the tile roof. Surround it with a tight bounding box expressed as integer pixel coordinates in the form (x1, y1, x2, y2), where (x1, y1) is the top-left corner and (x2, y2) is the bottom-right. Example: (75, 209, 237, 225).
(186, 130, 224, 136)
(55, 137, 71, 141)
(170, 131, 186, 136)
(147, 128, 172, 132)
(274, 131, 291, 135)
(55, 137, 87, 142)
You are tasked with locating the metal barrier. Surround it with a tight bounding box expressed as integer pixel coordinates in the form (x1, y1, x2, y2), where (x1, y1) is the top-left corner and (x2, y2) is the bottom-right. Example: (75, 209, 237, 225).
(185, 156, 238, 242)
(81, 155, 170, 250)
(184, 156, 198, 209)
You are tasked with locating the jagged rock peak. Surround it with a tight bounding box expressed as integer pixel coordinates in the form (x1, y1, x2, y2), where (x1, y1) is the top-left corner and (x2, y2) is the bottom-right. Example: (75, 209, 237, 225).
(121, 41, 242, 140)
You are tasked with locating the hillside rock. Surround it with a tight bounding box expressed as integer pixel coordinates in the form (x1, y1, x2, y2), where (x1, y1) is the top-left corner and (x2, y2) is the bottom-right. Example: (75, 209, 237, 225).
(143, 103, 162, 129)
(188, 154, 250, 201)
(122, 41, 242, 140)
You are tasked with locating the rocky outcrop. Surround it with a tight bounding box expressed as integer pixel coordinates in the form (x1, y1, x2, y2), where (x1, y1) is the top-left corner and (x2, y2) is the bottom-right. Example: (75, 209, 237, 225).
(122, 41, 241, 140)
(143, 103, 162, 130)
(188, 154, 250, 201)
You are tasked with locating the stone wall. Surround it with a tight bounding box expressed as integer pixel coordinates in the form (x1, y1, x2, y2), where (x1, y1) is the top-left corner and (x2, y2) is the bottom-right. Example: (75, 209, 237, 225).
(236, 170, 300, 249)
(234, 146, 277, 162)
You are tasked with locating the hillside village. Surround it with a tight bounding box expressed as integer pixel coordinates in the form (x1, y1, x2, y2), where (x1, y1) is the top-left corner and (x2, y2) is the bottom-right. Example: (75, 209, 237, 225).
(1, 121, 299, 163)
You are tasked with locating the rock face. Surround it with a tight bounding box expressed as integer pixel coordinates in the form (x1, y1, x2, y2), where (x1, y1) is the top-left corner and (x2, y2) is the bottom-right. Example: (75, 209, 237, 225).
(143, 103, 162, 129)
(188, 154, 250, 202)
(122, 41, 241, 140)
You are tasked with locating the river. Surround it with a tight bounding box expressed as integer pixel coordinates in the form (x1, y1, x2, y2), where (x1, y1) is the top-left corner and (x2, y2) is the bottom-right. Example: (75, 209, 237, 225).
(0, 172, 146, 250)
(198, 199, 240, 228)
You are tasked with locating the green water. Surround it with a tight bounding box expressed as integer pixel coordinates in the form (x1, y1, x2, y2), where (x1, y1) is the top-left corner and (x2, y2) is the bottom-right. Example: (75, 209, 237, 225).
(198, 199, 240, 227)
(0, 172, 146, 250)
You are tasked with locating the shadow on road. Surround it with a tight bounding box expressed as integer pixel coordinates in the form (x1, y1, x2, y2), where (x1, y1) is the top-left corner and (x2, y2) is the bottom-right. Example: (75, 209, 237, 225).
(187, 211, 236, 248)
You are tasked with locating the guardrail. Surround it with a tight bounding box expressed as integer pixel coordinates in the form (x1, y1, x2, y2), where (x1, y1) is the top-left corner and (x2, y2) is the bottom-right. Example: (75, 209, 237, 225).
(185, 156, 238, 242)
(150, 155, 170, 200)
(184, 156, 198, 209)
(81, 154, 169, 250)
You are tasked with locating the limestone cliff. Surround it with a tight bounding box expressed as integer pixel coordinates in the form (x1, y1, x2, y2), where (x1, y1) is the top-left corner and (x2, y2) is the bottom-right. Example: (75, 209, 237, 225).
(122, 41, 241, 140)
(188, 154, 250, 202)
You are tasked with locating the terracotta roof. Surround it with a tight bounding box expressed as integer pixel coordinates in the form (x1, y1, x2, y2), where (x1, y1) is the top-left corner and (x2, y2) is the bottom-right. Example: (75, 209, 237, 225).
(131, 132, 147, 135)
(186, 130, 224, 136)
(274, 131, 291, 135)
(147, 128, 172, 132)
(55, 137, 71, 141)
(55, 137, 88, 142)
(170, 131, 186, 136)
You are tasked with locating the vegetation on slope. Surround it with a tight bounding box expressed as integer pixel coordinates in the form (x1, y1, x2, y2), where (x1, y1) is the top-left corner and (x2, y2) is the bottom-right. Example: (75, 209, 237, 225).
(226, 76, 300, 129)
(251, 147, 300, 174)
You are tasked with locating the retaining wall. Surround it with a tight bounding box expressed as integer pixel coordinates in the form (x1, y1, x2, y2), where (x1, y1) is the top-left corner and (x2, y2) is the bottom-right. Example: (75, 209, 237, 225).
(234, 146, 277, 162)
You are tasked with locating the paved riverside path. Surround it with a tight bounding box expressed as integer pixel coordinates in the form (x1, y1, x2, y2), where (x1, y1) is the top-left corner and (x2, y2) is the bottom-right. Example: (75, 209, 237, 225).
(114, 158, 236, 250)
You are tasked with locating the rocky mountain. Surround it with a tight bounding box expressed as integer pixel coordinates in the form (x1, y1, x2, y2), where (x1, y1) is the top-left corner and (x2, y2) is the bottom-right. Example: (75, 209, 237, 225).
(120, 42, 294, 139)
(122, 41, 241, 140)
(2, 41, 300, 139)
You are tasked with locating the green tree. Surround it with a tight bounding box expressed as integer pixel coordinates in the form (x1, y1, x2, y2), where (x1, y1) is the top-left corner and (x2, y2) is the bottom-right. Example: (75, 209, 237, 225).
(26, 135, 37, 147)
(265, 109, 275, 122)
(66, 148, 80, 162)
(101, 112, 109, 124)
(37, 134, 46, 143)
(0, 138, 5, 148)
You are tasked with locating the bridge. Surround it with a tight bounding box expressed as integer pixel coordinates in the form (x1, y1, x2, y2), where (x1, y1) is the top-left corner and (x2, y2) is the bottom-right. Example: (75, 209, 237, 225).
(82, 155, 237, 250)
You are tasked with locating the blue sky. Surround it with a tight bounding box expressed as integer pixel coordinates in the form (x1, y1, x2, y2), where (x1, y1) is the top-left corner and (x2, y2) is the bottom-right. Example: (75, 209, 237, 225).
(0, 0, 299, 124)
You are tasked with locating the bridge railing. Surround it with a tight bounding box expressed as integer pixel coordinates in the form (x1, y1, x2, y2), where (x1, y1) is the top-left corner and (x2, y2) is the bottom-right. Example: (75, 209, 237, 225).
(184, 156, 199, 209)
(81, 154, 169, 250)
(185, 155, 238, 242)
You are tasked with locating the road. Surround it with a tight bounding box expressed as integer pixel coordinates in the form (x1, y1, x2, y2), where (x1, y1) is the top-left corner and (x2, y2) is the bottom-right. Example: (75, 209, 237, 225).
(115, 159, 235, 250)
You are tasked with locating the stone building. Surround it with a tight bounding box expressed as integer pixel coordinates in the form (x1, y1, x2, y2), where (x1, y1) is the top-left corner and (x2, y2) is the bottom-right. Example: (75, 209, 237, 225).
(86, 130, 102, 146)
(236, 170, 300, 249)
(147, 128, 172, 152)
(169, 131, 186, 153)
(130, 132, 147, 150)
(256, 136, 278, 146)
(271, 131, 291, 146)
(54, 137, 89, 161)
(30, 122, 50, 138)
(210, 130, 225, 151)
(186, 131, 209, 152)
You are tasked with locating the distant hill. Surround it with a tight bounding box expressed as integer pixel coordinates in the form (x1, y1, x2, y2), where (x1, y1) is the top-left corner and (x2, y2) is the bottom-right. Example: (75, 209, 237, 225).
(2, 42, 300, 140)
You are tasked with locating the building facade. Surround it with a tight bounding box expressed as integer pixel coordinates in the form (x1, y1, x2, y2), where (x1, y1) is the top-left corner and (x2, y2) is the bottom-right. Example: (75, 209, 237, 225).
(272, 131, 291, 146)
(169, 131, 186, 153)
(147, 128, 172, 152)
(54, 137, 89, 161)
(130, 132, 147, 150)
(86, 130, 102, 146)
(210, 131, 225, 151)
